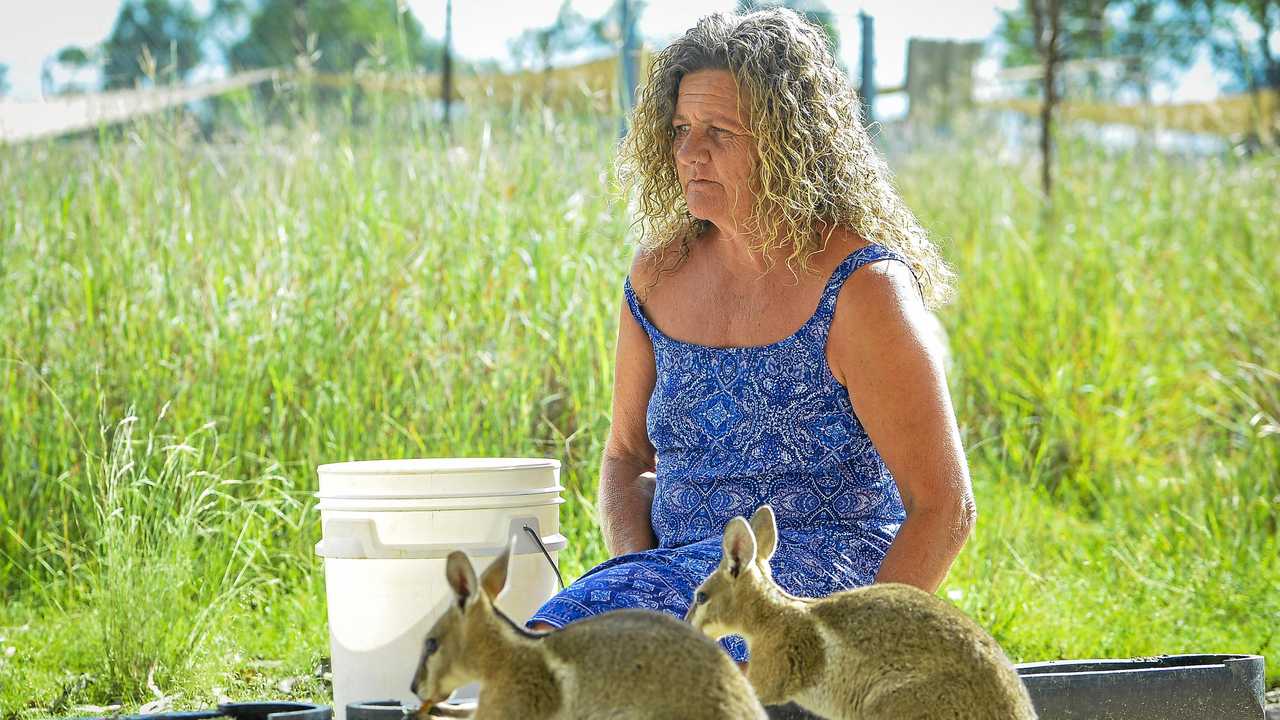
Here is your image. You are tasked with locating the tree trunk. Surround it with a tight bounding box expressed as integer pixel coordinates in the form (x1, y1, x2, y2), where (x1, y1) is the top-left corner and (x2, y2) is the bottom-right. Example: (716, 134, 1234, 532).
(1031, 0, 1061, 198)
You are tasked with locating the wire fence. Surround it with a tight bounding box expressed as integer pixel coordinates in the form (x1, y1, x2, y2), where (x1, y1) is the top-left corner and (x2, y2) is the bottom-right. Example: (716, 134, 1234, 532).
(5, 6, 1277, 149)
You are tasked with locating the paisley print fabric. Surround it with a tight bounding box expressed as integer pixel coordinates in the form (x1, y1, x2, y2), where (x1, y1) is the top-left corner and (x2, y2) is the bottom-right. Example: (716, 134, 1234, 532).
(528, 243, 912, 661)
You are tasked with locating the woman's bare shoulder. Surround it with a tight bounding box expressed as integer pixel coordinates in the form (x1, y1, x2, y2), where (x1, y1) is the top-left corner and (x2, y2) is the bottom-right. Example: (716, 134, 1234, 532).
(818, 224, 873, 264)
(627, 240, 698, 301)
(627, 248, 660, 286)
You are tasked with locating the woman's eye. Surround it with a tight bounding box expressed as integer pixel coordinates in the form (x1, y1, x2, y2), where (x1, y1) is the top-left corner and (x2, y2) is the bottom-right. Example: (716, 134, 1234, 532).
(673, 125, 689, 135)
(696, 591, 708, 604)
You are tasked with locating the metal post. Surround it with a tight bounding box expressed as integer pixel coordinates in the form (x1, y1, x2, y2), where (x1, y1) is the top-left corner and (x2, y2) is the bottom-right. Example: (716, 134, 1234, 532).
(442, 0, 453, 128)
(619, 0, 640, 134)
(859, 10, 875, 126)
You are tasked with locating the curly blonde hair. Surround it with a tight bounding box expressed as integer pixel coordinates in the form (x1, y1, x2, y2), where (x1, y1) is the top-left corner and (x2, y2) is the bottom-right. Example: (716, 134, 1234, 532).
(618, 8, 954, 308)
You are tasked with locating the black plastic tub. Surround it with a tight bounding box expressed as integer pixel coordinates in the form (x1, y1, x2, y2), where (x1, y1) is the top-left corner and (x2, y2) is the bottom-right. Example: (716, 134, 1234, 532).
(346, 700, 477, 720)
(1016, 653, 1266, 719)
(67, 701, 332, 720)
(348, 698, 820, 719)
(349, 654, 1267, 719)
(344, 701, 407, 720)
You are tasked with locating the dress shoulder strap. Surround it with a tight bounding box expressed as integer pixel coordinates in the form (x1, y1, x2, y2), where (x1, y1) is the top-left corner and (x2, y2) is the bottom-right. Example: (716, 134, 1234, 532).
(623, 275, 657, 339)
(810, 243, 924, 331)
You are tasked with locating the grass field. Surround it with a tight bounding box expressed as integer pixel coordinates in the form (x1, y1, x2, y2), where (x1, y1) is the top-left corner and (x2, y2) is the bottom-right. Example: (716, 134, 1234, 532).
(1, 95, 1277, 717)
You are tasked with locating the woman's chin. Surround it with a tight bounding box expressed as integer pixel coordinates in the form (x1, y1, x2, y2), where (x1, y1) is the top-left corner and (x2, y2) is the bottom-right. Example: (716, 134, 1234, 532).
(684, 197, 721, 222)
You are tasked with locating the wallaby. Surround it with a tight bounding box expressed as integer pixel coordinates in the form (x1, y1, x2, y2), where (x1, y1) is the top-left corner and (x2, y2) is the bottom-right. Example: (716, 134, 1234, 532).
(410, 538, 769, 720)
(686, 506, 1037, 720)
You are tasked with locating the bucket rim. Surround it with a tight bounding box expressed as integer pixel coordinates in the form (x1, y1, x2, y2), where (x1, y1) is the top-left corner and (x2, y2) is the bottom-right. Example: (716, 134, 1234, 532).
(315, 485, 565, 501)
(315, 495, 566, 512)
(317, 457, 560, 475)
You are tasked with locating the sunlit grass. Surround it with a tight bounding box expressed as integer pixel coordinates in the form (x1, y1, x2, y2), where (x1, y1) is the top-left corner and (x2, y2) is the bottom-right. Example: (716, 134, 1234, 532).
(1, 98, 1276, 717)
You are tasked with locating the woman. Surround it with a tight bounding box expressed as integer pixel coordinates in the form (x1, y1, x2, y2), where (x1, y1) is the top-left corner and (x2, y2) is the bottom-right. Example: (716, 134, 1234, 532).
(527, 8, 975, 662)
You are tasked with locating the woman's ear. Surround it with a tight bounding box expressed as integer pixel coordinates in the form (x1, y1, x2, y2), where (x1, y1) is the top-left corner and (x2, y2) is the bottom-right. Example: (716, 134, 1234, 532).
(722, 516, 757, 579)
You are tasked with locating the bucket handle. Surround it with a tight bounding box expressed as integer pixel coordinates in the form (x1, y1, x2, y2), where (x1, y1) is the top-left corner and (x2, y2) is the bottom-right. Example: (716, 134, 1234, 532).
(315, 515, 566, 562)
(521, 524, 564, 590)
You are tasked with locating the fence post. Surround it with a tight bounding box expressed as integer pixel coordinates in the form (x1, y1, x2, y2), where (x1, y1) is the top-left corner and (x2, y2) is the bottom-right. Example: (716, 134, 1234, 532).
(859, 11, 875, 126)
(619, 0, 640, 136)
(442, 0, 453, 129)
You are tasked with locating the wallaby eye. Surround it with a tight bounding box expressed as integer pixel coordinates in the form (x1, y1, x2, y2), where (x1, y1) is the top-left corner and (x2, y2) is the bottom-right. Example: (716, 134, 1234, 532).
(424, 638, 438, 655)
(696, 591, 708, 604)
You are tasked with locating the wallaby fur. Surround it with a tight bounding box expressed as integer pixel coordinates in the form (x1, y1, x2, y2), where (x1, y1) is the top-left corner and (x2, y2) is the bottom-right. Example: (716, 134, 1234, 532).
(686, 506, 1037, 720)
(410, 538, 769, 720)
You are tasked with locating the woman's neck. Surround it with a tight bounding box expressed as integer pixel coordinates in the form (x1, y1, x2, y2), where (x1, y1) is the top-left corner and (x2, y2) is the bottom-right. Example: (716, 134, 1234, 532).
(707, 216, 834, 279)
(706, 223, 793, 278)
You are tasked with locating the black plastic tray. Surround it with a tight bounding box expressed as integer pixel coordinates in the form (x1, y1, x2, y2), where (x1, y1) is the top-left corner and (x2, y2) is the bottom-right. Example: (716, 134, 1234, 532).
(1016, 653, 1266, 719)
(68, 701, 332, 720)
(347, 654, 1268, 720)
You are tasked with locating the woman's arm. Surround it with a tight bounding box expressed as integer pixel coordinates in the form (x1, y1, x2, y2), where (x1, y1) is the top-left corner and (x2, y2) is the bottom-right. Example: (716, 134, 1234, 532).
(828, 258, 976, 593)
(599, 455, 658, 556)
(598, 280, 660, 557)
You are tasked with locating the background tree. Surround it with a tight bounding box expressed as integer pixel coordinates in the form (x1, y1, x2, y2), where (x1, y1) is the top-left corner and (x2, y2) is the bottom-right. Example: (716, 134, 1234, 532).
(204, 0, 251, 63)
(1178, 0, 1279, 91)
(736, 0, 841, 57)
(103, 0, 204, 88)
(52, 45, 98, 95)
(1176, 0, 1279, 146)
(226, 0, 443, 73)
(998, 0, 1202, 101)
(52, 0, 203, 91)
(1109, 0, 1203, 100)
(509, 1, 610, 73)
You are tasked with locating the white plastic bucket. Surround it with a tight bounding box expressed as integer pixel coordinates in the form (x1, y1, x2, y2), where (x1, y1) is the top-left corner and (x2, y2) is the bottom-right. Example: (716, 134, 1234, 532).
(315, 458, 565, 720)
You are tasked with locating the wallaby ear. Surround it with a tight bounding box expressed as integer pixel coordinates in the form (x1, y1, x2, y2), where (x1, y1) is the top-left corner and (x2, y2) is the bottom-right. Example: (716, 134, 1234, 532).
(480, 536, 515, 601)
(445, 551, 479, 608)
(722, 516, 757, 579)
(749, 505, 778, 564)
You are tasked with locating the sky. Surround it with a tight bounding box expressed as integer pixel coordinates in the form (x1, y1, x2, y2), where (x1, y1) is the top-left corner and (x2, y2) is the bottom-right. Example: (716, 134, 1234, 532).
(0, 0, 1227, 111)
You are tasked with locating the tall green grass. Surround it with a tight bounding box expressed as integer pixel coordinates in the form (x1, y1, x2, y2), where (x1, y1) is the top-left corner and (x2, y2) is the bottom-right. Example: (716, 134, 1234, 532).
(0, 98, 1276, 717)
(895, 129, 1279, 665)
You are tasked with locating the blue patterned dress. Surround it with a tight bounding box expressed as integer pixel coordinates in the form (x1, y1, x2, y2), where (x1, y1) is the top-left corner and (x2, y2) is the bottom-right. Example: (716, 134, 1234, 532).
(527, 243, 911, 661)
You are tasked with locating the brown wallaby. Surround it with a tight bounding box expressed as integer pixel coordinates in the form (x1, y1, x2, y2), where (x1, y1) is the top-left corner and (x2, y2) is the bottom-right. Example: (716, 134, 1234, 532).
(410, 538, 769, 720)
(686, 506, 1037, 720)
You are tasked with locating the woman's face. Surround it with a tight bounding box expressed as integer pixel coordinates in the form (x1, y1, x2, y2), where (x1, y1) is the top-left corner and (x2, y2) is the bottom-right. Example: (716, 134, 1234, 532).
(672, 69, 756, 234)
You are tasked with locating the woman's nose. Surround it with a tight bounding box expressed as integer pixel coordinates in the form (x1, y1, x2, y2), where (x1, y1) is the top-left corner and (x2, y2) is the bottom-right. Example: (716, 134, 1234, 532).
(676, 131, 710, 167)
